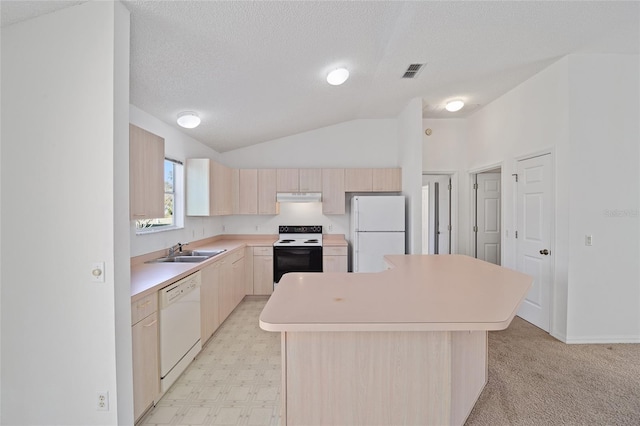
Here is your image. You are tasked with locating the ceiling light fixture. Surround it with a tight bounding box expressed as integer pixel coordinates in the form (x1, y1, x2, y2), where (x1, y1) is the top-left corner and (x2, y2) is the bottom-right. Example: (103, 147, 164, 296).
(326, 68, 349, 86)
(177, 111, 201, 129)
(445, 100, 465, 112)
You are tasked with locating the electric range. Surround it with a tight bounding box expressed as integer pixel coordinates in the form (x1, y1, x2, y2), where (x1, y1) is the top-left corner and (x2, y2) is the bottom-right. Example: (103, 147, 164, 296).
(273, 225, 323, 286)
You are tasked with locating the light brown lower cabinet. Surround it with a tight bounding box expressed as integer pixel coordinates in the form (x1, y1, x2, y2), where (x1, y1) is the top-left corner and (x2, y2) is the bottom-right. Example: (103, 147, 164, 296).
(253, 246, 274, 295)
(200, 261, 222, 344)
(322, 246, 348, 273)
(219, 249, 246, 324)
(131, 293, 159, 422)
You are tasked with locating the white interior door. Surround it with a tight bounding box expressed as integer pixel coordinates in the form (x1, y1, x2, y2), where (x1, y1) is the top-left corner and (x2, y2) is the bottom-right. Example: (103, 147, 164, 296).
(422, 175, 451, 254)
(476, 172, 501, 265)
(516, 154, 552, 331)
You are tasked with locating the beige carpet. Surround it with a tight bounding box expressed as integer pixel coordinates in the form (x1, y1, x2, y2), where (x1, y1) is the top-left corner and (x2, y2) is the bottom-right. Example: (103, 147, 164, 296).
(465, 317, 640, 426)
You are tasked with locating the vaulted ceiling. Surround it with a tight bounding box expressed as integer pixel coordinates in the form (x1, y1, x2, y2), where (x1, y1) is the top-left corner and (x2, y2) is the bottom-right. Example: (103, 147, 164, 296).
(2, 1, 638, 152)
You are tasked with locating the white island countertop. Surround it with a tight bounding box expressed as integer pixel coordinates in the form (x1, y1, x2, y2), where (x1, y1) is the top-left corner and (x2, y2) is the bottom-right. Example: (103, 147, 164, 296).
(260, 254, 532, 332)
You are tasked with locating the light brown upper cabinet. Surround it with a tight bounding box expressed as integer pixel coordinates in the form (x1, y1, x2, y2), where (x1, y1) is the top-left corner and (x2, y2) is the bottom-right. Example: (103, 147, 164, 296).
(322, 169, 345, 215)
(372, 168, 402, 191)
(345, 168, 373, 192)
(276, 169, 299, 192)
(277, 168, 322, 192)
(345, 168, 402, 192)
(129, 124, 164, 220)
(258, 169, 278, 215)
(238, 169, 258, 214)
(186, 158, 232, 216)
(298, 169, 322, 192)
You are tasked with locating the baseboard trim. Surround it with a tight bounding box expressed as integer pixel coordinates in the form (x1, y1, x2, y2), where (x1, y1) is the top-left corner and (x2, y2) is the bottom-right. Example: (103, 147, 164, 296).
(564, 335, 640, 344)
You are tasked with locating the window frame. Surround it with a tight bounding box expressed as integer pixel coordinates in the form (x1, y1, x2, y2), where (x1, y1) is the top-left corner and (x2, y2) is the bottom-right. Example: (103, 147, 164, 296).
(135, 158, 184, 234)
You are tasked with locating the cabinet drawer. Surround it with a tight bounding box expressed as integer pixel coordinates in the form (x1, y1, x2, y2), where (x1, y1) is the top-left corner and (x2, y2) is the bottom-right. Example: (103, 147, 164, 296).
(253, 246, 273, 256)
(131, 293, 158, 325)
(323, 246, 348, 256)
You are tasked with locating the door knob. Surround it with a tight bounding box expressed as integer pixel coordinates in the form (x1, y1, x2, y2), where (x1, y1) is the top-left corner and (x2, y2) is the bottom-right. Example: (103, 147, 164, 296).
(539, 249, 550, 255)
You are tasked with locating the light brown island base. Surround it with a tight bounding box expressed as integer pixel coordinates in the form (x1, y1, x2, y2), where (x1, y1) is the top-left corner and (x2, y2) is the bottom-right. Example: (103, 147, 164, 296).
(259, 254, 532, 426)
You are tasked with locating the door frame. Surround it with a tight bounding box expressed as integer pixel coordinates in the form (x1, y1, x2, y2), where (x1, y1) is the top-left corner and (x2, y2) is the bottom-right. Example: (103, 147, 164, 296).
(514, 148, 556, 333)
(422, 172, 459, 254)
(469, 162, 503, 261)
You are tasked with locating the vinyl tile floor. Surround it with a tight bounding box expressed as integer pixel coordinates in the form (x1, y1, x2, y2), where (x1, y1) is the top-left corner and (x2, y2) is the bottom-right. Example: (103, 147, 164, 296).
(140, 297, 281, 426)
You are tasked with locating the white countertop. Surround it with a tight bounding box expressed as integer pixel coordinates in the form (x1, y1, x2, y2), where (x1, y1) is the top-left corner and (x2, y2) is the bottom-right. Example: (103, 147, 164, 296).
(259, 254, 532, 332)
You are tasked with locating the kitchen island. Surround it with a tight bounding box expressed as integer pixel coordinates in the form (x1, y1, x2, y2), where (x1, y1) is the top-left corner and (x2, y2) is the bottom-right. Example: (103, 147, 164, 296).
(259, 254, 532, 426)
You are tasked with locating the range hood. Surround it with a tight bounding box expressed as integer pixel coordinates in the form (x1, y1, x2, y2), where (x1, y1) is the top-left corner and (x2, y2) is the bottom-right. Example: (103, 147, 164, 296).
(276, 192, 322, 203)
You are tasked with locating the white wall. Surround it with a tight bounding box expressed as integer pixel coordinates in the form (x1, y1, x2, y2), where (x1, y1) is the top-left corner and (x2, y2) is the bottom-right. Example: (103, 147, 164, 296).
(397, 98, 424, 254)
(129, 106, 224, 256)
(565, 54, 639, 343)
(221, 119, 399, 236)
(113, 3, 134, 424)
(222, 119, 399, 168)
(1, 2, 130, 424)
(422, 119, 468, 255)
(450, 54, 639, 343)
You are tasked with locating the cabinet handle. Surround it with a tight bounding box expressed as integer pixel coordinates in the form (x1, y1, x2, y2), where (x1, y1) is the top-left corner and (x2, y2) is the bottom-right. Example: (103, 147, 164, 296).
(143, 319, 157, 327)
(137, 300, 151, 309)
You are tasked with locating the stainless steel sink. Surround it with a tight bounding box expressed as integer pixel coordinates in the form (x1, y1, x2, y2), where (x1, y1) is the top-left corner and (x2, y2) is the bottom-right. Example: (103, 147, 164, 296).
(145, 249, 226, 264)
(148, 255, 211, 263)
(191, 249, 226, 257)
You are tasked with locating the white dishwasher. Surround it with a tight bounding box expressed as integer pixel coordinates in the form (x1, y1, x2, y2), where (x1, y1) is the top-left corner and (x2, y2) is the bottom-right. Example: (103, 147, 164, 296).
(159, 271, 201, 393)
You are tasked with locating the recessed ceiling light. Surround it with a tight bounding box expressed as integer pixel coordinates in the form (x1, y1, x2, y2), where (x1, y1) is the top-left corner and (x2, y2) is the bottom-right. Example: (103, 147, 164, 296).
(445, 100, 465, 112)
(326, 68, 349, 86)
(177, 111, 201, 128)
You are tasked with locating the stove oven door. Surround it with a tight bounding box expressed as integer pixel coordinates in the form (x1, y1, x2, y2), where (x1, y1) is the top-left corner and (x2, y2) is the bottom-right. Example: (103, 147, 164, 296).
(273, 246, 323, 283)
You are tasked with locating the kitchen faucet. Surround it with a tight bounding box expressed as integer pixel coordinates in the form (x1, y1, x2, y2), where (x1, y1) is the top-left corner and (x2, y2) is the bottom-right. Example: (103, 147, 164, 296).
(168, 242, 189, 256)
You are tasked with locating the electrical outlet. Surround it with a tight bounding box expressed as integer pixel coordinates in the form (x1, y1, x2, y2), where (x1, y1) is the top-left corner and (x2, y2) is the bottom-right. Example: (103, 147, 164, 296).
(585, 235, 593, 246)
(97, 391, 109, 411)
(327, 224, 333, 232)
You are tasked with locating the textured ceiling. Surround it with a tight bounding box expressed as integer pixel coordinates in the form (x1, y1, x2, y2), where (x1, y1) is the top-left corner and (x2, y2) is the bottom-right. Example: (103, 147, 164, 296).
(2, 1, 639, 152)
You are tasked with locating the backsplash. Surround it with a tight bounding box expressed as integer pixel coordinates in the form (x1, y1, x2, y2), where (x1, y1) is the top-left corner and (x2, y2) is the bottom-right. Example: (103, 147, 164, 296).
(131, 202, 349, 257)
(221, 202, 349, 235)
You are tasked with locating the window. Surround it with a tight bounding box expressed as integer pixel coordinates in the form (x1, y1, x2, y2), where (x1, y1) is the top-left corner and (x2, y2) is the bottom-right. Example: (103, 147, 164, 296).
(136, 159, 184, 233)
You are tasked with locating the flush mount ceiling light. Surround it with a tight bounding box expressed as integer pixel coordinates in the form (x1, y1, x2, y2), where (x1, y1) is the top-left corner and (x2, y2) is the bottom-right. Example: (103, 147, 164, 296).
(326, 68, 349, 86)
(445, 100, 465, 112)
(177, 111, 201, 129)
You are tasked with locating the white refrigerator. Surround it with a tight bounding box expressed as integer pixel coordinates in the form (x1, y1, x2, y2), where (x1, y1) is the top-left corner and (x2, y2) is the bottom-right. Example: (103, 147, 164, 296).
(351, 195, 406, 272)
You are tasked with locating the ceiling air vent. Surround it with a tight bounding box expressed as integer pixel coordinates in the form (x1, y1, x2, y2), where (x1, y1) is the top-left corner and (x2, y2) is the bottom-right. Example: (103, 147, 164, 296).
(402, 63, 425, 79)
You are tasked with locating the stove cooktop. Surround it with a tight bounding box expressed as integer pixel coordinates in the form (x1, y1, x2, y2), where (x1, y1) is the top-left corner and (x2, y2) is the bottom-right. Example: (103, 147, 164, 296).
(274, 225, 323, 247)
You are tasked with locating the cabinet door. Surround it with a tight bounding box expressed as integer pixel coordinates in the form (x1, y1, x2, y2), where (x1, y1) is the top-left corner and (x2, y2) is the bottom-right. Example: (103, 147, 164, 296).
(132, 312, 159, 421)
(277, 169, 299, 192)
(244, 247, 254, 295)
(200, 261, 221, 343)
(323, 255, 348, 273)
(258, 169, 278, 215)
(345, 168, 373, 192)
(233, 257, 246, 306)
(231, 169, 240, 214)
(186, 158, 211, 216)
(239, 169, 258, 214)
(322, 169, 345, 215)
(130, 124, 164, 220)
(218, 260, 233, 323)
(253, 255, 274, 295)
(211, 162, 233, 215)
(299, 169, 322, 192)
(372, 168, 402, 192)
